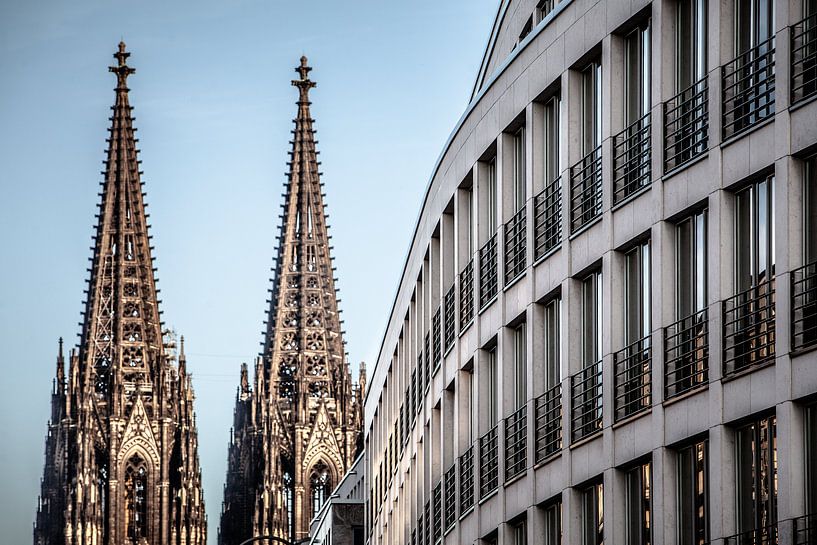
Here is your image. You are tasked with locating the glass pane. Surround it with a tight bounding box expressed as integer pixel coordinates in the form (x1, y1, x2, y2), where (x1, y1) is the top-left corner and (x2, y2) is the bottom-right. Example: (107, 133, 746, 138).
(735, 187, 754, 292)
(514, 128, 526, 210)
(807, 405, 817, 515)
(515, 325, 527, 408)
(545, 299, 561, 387)
(583, 273, 600, 365)
(677, 218, 694, 318)
(695, 212, 707, 312)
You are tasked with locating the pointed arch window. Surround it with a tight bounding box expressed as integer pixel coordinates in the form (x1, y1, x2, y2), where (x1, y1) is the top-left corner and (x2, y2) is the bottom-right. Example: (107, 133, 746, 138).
(124, 454, 148, 542)
(310, 461, 332, 519)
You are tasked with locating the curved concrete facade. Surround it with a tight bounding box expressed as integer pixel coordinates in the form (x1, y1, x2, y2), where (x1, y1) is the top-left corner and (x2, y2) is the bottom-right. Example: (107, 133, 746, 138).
(365, 0, 817, 544)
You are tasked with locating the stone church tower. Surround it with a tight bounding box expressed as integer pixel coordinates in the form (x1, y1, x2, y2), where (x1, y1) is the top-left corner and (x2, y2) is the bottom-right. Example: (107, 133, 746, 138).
(33, 43, 206, 545)
(219, 58, 364, 544)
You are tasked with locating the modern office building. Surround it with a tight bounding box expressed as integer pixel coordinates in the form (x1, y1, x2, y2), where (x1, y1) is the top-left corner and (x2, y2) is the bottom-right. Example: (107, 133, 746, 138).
(364, 0, 817, 544)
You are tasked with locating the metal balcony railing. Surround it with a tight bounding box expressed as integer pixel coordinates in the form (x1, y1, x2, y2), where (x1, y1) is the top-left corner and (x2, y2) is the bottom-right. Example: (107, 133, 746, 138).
(443, 463, 457, 531)
(504, 406, 527, 481)
(664, 78, 708, 172)
(479, 234, 499, 308)
(792, 262, 817, 351)
(460, 259, 474, 329)
(795, 513, 817, 545)
(432, 481, 442, 543)
(444, 284, 456, 352)
(722, 36, 776, 139)
(571, 361, 603, 442)
(534, 383, 562, 463)
(570, 146, 603, 232)
(417, 509, 425, 545)
(458, 445, 475, 515)
(479, 425, 499, 499)
(723, 278, 776, 376)
(664, 309, 708, 400)
(534, 176, 562, 259)
(792, 13, 817, 104)
(614, 336, 652, 421)
(432, 307, 442, 374)
(723, 524, 778, 545)
(613, 112, 651, 203)
(505, 207, 527, 284)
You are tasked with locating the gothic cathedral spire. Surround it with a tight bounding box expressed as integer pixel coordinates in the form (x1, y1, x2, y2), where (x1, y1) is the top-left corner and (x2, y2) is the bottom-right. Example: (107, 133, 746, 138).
(219, 57, 364, 545)
(34, 42, 206, 545)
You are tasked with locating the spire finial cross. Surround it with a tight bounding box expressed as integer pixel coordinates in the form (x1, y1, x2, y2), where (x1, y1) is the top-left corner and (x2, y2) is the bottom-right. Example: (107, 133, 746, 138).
(109, 41, 135, 89)
(292, 55, 316, 101)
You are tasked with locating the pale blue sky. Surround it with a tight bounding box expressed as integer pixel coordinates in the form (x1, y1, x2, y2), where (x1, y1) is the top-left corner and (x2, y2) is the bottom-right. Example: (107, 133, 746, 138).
(0, 1, 495, 542)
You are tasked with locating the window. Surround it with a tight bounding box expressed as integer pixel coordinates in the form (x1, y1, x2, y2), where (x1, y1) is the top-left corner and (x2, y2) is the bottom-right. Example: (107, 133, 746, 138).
(807, 405, 817, 516)
(582, 271, 603, 367)
(624, 21, 651, 126)
(513, 324, 527, 408)
(735, 415, 777, 536)
(736, 0, 774, 55)
(724, 0, 775, 137)
(519, 16, 533, 42)
(543, 500, 562, 545)
(537, 0, 556, 22)
(486, 347, 498, 425)
(543, 95, 560, 185)
(677, 0, 707, 91)
(512, 127, 526, 212)
(310, 462, 332, 521)
(736, 176, 775, 291)
(513, 519, 527, 545)
(677, 441, 708, 545)
(625, 242, 651, 345)
(124, 455, 148, 541)
(725, 177, 775, 373)
(487, 158, 498, 235)
(581, 60, 602, 156)
(544, 298, 561, 388)
(581, 481, 604, 545)
(676, 212, 707, 320)
(806, 157, 817, 264)
(625, 462, 652, 545)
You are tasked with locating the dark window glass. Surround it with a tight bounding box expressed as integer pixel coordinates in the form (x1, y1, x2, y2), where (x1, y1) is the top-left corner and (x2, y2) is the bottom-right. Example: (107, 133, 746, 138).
(582, 272, 602, 367)
(676, 211, 707, 319)
(677, 0, 707, 90)
(581, 481, 604, 545)
(625, 462, 652, 545)
(736, 415, 777, 534)
(806, 157, 817, 264)
(624, 21, 651, 125)
(806, 405, 817, 515)
(735, 176, 775, 292)
(544, 298, 561, 388)
(543, 500, 562, 545)
(581, 61, 602, 155)
(625, 242, 651, 345)
(678, 440, 708, 545)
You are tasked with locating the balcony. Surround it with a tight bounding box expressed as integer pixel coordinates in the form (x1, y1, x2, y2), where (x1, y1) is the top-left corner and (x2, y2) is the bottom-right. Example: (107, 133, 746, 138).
(504, 207, 527, 284)
(792, 262, 817, 351)
(664, 78, 708, 172)
(795, 513, 817, 545)
(534, 383, 562, 463)
(614, 336, 652, 421)
(664, 309, 708, 400)
(792, 13, 817, 105)
(432, 480, 442, 543)
(443, 463, 457, 531)
(478, 425, 499, 499)
(459, 259, 474, 329)
(479, 234, 498, 308)
(458, 445, 474, 515)
(444, 284, 456, 352)
(570, 146, 603, 233)
(613, 112, 651, 204)
(432, 307, 442, 374)
(723, 524, 777, 545)
(571, 361, 603, 442)
(722, 36, 775, 139)
(504, 406, 527, 481)
(534, 176, 562, 259)
(723, 278, 776, 376)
